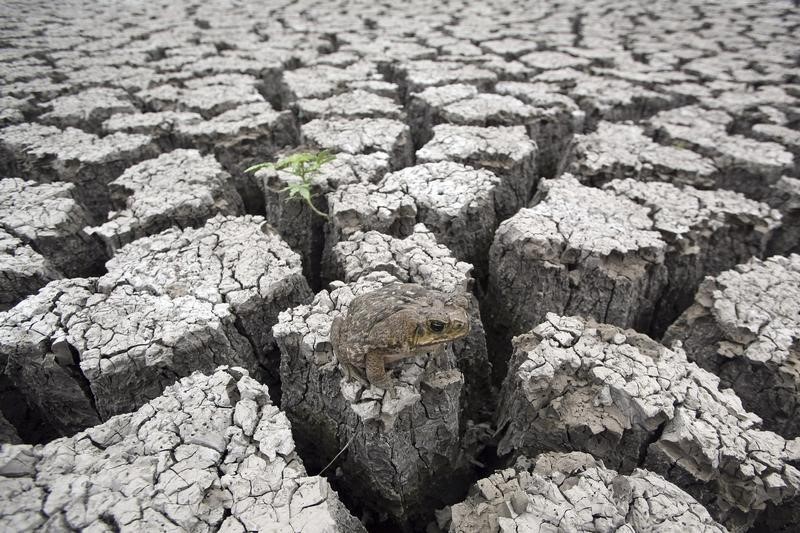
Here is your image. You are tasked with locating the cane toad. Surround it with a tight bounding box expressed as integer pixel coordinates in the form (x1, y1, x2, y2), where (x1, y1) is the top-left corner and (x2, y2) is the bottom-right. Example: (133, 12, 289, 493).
(330, 283, 470, 393)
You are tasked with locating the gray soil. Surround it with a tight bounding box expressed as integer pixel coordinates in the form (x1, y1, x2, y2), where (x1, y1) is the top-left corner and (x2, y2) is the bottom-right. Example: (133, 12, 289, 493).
(0, 1, 798, 532)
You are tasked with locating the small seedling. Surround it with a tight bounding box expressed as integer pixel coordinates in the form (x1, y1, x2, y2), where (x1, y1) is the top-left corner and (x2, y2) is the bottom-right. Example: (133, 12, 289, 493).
(246, 150, 336, 219)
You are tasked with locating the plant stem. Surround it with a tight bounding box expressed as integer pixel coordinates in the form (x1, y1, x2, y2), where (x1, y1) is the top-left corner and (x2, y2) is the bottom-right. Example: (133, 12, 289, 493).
(307, 199, 330, 219)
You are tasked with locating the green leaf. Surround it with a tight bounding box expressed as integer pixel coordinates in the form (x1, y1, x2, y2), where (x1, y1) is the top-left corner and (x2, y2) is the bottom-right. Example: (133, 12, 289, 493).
(244, 162, 274, 173)
(317, 150, 336, 165)
(244, 150, 336, 219)
(275, 153, 317, 170)
(285, 183, 304, 198)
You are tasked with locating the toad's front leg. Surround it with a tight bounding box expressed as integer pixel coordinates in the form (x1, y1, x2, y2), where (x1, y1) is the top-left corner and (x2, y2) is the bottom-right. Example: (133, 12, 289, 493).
(365, 352, 396, 398)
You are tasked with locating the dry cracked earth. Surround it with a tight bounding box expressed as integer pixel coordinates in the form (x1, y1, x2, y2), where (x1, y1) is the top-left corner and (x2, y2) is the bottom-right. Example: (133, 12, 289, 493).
(0, 0, 798, 531)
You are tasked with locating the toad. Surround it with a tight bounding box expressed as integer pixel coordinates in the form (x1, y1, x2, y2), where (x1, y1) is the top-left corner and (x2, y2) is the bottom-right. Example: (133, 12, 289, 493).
(330, 283, 470, 393)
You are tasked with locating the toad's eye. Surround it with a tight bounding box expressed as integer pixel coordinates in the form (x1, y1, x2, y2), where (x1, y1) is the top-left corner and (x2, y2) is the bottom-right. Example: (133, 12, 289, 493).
(428, 320, 446, 332)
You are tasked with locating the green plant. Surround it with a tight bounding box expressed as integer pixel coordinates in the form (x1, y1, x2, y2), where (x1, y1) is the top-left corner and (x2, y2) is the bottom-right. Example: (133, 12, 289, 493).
(245, 150, 336, 219)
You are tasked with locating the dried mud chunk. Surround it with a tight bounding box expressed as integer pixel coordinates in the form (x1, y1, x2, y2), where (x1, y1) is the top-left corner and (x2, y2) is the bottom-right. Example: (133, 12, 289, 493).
(497, 314, 800, 532)
(101, 110, 203, 152)
(258, 152, 391, 285)
(0, 97, 28, 127)
(38, 87, 137, 132)
(701, 85, 799, 121)
(649, 105, 794, 200)
(0, 230, 60, 312)
(279, 62, 382, 102)
(87, 149, 243, 255)
(606, 178, 780, 334)
(563, 121, 718, 188)
(416, 89, 568, 174)
(105, 104, 298, 213)
(296, 89, 403, 121)
(494, 81, 585, 176)
(99, 214, 311, 386)
(0, 178, 103, 277)
(0, 123, 157, 220)
(174, 102, 299, 168)
(329, 162, 501, 277)
(136, 75, 266, 119)
(416, 125, 538, 219)
(479, 38, 539, 60)
(0, 368, 365, 532)
(751, 123, 800, 175)
(103, 110, 203, 136)
(331, 225, 473, 293)
(347, 80, 401, 100)
(340, 40, 436, 66)
(397, 60, 497, 94)
(767, 176, 800, 255)
(438, 93, 536, 127)
(328, 181, 418, 245)
(301, 117, 413, 170)
(407, 84, 479, 146)
(0, 278, 258, 438)
(273, 274, 471, 528)
(486, 175, 668, 343)
(383, 162, 501, 276)
(445, 452, 725, 533)
(518, 50, 592, 71)
(569, 76, 676, 127)
(665, 254, 800, 438)
(330, 225, 491, 420)
(175, 102, 298, 211)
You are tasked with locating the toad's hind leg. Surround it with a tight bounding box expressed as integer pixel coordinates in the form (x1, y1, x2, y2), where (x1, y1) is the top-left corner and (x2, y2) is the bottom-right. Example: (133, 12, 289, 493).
(366, 352, 394, 393)
(342, 361, 370, 386)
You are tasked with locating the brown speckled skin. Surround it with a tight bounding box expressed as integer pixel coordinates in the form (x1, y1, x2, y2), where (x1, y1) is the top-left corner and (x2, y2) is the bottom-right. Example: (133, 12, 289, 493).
(330, 283, 470, 391)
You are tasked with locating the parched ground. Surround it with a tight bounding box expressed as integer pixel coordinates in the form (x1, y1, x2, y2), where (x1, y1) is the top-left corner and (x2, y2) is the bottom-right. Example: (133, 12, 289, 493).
(0, 0, 798, 531)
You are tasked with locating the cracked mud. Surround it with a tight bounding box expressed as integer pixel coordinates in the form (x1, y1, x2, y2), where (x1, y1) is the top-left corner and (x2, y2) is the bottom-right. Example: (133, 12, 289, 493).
(1, 0, 799, 532)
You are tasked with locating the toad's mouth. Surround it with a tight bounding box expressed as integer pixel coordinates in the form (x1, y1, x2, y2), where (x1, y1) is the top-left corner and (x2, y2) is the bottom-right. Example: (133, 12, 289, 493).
(414, 330, 469, 348)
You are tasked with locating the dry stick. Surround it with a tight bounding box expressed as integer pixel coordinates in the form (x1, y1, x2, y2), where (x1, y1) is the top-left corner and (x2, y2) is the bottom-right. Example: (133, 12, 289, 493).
(318, 428, 358, 476)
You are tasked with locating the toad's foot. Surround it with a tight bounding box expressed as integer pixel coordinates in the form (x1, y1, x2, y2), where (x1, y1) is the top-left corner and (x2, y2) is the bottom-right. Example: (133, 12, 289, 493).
(341, 361, 370, 387)
(366, 352, 396, 398)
